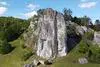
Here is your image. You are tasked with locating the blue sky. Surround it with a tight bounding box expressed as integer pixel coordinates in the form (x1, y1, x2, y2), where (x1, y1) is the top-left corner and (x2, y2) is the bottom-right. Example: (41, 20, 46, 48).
(0, 0, 100, 22)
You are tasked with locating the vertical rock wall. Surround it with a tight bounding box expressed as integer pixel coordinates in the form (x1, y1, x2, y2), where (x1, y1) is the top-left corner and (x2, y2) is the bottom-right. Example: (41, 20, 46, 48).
(37, 8, 67, 59)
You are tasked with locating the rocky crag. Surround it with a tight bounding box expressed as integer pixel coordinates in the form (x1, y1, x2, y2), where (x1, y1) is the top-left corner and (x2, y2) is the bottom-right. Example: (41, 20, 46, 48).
(37, 8, 67, 59)
(24, 8, 67, 59)
(24, 8, 93, 59)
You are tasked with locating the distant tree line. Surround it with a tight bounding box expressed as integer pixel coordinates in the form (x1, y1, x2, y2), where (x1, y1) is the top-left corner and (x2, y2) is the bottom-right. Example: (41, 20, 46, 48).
(63, 8, 100, 31)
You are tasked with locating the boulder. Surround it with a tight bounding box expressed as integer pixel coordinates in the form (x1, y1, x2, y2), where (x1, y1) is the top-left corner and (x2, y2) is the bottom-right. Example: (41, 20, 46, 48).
(44, 59, 53, 65)
(78, 57, 88, 64)
(76, 26, 87, 36)
(24, 64, 34, 67)
(37, 8, 67, 59)
(39, 60, 45, 65)
(32, 59, 40, 66)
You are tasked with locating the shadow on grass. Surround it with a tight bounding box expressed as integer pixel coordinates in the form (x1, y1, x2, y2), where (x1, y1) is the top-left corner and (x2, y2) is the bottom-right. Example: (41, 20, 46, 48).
(0, 46, 15, 55)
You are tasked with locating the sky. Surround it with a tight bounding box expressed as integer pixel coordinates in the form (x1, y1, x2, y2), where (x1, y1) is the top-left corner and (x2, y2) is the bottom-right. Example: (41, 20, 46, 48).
(0, 0, 100, 22)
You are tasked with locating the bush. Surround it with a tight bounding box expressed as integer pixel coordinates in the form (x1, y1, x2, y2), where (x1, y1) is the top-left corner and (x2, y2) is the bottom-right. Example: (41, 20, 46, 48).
(0, 31, 7, 40)
(0, 17, 29, 42)
(88, 45, 100, 63)
(78, 31, 94, 53)
(0, 39, 13, 54)
(22, 51, 33, 61)
(84, 32, 94, 40)
(78, 40, 89, 53)
(67, 24, 76, 36)
(78, 31, 100, 63)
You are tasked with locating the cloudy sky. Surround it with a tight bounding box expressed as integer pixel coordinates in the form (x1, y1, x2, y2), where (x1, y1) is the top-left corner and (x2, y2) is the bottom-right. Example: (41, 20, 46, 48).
(0, 0, 100, 22)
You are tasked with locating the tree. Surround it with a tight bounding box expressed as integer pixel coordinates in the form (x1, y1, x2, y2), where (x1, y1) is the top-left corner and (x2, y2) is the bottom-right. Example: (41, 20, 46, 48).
(0, 39, 13, 54)
(72, 16, 81, 25)
(80, 16, 92, 26)
(95, 19, 100, 25)
(37, 9, 45, 16)
(94, 19, 100, 31)
(0, 16, 29, 54)
(63, 8, 72, 21)
(0, 16, 29, 41)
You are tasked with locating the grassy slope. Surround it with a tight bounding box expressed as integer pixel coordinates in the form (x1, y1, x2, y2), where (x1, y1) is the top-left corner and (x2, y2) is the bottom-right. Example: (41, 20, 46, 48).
(52, 45, 100, 67)
(0, 38, 100, 67)
(0, 39, 33, 67)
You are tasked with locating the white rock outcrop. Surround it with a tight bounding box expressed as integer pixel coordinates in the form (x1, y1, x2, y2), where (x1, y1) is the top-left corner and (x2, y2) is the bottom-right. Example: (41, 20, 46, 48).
(94, 32, 100, 45)
(37, 8, 67, 59)
(76, 26, 88, 36)
(78, 57, 88, 64)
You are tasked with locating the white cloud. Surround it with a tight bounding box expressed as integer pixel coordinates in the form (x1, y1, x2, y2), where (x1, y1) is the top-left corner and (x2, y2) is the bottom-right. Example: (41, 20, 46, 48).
(24, 11, 37, 18)
(0, 7, 7, 16)
(79, 2, 97, 8)
(0, 2, 8, 6)
(21, 3, 39, 19)
(27, 4, 39, 10)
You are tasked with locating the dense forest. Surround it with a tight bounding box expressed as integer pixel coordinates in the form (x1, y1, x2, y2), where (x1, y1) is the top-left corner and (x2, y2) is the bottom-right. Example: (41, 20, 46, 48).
(0, 17, 29, 54)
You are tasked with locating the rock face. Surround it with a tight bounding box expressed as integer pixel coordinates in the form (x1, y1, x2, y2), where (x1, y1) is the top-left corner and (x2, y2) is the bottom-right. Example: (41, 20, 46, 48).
(23, 20, 38, 49)
(94, 32, 100, 45)
(76, 26, 88, 36)
(37, 8, 67, 59)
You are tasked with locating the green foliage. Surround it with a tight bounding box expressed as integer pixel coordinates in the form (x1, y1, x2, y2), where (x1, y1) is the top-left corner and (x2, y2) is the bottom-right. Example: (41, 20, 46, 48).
(88, 45, 100, 63)
(22, 51, 33, 61)
(37, 9, 45, 16)
(79, 16, 92, 26)
(72, 16, 92, 26)
(92, 19, 100, 31)
(78, 31, 100, 63)
(0, 16, 29, 41)
(93, 25, 100, 31)
(0, 31, 7, 40)
(72, 16, 81, 25)
(95, 19, 100, 25)
(63, 8, 72, 21)
(0, 16, 29, 54)
(78, 32, 94, 54)
(67, 24, 76, 35)
(0, 39, 13, 54)
(83, 32, 94, 40)
(78, 40, 89, 53)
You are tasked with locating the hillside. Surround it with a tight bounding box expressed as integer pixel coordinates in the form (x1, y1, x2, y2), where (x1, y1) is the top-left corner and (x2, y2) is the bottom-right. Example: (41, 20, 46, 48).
(0, 8, 100, 67)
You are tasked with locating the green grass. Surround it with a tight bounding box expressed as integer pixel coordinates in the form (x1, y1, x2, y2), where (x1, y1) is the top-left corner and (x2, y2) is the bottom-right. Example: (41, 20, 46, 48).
(0, 38, 33, 67)
(0, 38, 100, 67)
(51, 45, 100, 67)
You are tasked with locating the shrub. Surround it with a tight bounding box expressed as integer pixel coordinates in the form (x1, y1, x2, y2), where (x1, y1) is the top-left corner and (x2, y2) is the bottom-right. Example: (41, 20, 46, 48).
(0, 31, 7, 40)
(78, 40, 89, 53)
(78, 31, 94, 54)
(84, 32, 94, 40)
(88, 45, 100, 63)
(22, 51, 33, 61)
(66, 24, 76, 36)
(0, 39, 13, 54)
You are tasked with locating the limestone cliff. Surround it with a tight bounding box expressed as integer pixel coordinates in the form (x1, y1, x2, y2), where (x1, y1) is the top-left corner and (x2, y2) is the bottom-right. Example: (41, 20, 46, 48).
(37, 8, 67, 59)
(94, 32, 100, 46)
